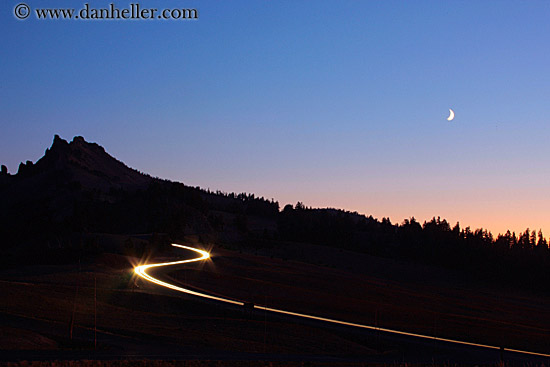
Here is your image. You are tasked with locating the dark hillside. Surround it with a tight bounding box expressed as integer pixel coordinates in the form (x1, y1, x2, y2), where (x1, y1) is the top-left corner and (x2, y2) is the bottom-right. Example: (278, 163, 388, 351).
(1, 135, 549, 292)
(0, 136, 277, 265)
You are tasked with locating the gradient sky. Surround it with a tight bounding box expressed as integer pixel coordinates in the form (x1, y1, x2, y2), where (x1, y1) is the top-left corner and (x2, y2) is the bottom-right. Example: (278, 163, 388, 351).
(2, 1, 549, 237)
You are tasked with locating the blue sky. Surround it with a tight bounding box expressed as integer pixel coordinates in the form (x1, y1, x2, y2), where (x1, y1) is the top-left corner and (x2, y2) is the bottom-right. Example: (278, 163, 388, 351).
(2, 1, 550, 235)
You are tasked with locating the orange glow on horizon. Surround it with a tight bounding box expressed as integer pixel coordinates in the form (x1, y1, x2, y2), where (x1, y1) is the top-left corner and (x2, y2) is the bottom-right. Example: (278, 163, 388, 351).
(275, 189, 550, 240)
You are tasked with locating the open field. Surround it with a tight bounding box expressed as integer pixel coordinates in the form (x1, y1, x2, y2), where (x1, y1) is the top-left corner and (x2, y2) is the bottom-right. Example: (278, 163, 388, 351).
(1, 242, 549, 365)
(2, 360, 550, 367)
(169, 243, 550, 354)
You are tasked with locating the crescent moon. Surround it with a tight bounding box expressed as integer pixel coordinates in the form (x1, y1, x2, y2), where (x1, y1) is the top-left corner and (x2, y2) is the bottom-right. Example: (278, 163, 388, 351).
(447, 108, 455, 121)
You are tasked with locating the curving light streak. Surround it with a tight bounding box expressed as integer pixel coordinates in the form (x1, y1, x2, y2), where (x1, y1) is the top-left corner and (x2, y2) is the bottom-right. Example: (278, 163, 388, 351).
(135, 244, 550, 358)
(134, 244, 242, 305)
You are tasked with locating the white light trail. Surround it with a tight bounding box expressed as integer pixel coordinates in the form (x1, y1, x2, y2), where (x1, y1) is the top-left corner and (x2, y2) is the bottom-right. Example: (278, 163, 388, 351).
(134, 244, 550, 358)
(134, 244, 242, 305)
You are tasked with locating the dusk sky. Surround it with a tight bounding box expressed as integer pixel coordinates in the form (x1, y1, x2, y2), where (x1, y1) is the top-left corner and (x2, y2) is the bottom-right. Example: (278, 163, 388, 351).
(2, 1, 549, 236)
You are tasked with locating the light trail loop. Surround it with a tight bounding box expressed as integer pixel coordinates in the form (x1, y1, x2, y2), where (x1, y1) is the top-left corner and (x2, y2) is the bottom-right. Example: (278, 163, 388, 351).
(134, 244, 242, 305)
(134, 244, 550, 358)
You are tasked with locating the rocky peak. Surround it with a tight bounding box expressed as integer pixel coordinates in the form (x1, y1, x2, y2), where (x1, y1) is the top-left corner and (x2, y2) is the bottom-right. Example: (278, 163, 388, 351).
(15, 135, 152, 191)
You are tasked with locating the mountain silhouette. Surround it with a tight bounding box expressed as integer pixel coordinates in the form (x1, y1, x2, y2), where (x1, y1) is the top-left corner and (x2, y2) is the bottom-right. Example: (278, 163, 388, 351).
(0, 136, 160, 242)
(2, 135, 151, 193)
(0, 135, 276, 261)
(1, 135, 548, 293)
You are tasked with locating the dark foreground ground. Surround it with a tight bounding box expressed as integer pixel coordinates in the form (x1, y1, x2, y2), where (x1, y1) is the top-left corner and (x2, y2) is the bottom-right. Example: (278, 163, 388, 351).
(3, 361, 545, 367)
(2, 360, 549, 367)
(1, 239, 549, 366)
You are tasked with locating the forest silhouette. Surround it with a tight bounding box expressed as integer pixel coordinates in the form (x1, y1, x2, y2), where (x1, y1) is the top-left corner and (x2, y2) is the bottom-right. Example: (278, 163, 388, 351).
(1, 136, 548, 292)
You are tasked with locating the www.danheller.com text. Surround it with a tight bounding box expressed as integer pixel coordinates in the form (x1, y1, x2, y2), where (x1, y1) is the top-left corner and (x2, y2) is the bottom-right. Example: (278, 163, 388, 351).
(25, 3, 199, 20)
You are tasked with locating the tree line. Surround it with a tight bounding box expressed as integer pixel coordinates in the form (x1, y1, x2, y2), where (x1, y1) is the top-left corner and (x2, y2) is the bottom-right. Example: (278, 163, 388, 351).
(277, 203, 550, 291)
